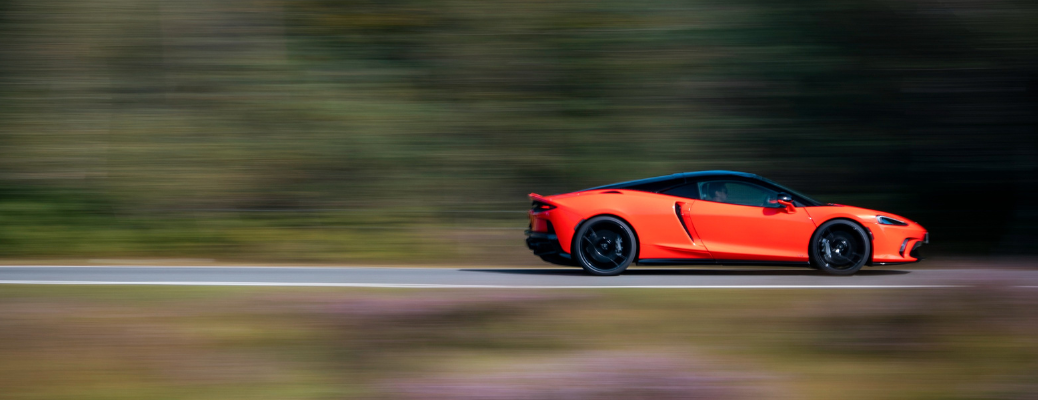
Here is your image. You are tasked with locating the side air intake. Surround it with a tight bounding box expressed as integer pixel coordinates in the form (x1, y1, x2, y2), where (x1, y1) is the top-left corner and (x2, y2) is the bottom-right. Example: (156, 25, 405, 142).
(674, 202, 694, 244)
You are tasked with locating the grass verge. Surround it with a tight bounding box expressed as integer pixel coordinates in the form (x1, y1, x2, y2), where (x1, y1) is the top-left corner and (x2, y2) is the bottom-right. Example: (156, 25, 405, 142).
(1, 285, 1036, 399)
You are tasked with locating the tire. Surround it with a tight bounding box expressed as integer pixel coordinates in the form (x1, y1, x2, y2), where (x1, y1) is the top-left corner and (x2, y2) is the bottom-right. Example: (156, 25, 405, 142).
(573, 216, 638, 276)
(539, 254, 576, 266)
(810, 220, 871, 276)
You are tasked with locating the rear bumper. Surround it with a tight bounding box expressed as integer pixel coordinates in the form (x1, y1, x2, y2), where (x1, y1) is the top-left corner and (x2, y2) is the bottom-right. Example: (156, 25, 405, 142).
(525, 230, 566, 256)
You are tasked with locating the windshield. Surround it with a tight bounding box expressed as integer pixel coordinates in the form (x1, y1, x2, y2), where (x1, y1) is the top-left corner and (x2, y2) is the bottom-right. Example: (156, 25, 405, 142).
(759, 177, 824, 206)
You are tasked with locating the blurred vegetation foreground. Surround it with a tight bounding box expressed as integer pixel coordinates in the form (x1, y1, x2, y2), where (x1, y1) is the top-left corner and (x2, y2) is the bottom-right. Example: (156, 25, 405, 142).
(1, 0, 1036, 262)
(3, 286, 1038, 399)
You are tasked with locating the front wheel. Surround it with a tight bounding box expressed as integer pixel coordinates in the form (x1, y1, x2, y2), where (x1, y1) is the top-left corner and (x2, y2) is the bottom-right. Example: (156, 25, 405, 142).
(573, 216, 638, 276)
(809, 220, 871, 276)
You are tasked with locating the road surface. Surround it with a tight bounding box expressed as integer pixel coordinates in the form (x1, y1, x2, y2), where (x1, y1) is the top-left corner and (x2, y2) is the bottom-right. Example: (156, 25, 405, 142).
(2, 266, 1038, 288)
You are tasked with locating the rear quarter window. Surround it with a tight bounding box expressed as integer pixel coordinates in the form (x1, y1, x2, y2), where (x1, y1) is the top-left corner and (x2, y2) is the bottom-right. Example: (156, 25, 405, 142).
(661, 183, 700, 199)
(623, 177, 685, 192)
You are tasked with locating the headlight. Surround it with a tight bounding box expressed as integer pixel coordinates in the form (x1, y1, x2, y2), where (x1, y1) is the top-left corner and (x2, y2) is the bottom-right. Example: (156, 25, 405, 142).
(877, 215, 908, 226)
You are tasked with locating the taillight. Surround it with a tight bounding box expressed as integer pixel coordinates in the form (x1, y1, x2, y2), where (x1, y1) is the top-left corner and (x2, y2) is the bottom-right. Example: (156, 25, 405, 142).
(531, 200, 556, 212)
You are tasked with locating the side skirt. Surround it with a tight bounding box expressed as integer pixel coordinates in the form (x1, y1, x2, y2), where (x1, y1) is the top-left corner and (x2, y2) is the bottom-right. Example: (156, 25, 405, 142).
(636, 259, 811, 267)
(870, 260, 921, 266)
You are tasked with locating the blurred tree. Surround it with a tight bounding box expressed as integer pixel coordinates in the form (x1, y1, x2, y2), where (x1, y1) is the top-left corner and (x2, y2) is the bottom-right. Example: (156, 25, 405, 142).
(0, 0, 1035, 259)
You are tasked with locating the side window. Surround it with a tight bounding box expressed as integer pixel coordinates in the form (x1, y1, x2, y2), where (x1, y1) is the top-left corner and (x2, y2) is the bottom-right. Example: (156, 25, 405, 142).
(661, 183, 700, 199)
(698, 180, 779, 207)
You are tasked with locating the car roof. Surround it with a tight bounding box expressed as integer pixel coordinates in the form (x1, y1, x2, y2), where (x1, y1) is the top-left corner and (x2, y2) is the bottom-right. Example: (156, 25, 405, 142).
(585, 170, 763, 191)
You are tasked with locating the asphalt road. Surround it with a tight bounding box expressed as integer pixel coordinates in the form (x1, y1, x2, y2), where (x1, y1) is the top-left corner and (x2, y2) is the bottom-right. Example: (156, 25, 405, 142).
(2, 266, 1037, 288)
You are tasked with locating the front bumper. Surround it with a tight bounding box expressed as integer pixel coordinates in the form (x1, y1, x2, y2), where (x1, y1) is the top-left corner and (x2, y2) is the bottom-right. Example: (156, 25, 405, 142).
(872, 231, 928, 265)
(869, 219, 929, 264)
(909, 235, 926, 259)
(525, 230, 565, 256)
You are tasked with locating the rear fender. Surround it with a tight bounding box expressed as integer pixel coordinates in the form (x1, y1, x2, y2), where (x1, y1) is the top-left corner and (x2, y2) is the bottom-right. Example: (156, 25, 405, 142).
(545, 190, 696, 258)
(529, 193, 585, 254)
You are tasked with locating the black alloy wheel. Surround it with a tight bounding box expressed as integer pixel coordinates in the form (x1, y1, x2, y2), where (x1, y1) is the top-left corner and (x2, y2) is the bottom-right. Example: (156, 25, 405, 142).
(809, 220, 871, 276)
(573, 216, 638, 276)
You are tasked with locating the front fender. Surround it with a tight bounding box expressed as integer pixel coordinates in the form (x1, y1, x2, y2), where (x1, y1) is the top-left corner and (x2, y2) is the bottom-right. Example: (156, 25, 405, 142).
(805, 206, 928, 263)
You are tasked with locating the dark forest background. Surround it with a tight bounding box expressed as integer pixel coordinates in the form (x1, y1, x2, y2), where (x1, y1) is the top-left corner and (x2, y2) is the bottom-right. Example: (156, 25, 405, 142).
(1, 0, 1035, 262)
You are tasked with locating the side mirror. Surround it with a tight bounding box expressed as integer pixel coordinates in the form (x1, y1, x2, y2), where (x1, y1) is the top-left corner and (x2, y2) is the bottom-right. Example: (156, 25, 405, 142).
(776, 193, 796, 213)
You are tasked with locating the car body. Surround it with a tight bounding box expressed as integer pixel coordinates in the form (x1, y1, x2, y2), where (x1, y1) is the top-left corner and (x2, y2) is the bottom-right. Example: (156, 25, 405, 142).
(525, 171, 927, 275)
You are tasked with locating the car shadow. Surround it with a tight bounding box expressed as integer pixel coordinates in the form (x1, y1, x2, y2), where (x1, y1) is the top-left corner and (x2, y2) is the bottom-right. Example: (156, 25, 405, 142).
(461, 268, 911, 276)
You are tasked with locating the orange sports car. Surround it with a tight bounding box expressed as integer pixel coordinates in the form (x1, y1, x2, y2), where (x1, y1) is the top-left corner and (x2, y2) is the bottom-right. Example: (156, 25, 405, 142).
(525, 171, 928, 276)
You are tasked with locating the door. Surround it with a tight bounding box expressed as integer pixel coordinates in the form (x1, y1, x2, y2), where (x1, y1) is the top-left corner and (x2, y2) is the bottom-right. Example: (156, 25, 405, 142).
(687, 180, 817, 261)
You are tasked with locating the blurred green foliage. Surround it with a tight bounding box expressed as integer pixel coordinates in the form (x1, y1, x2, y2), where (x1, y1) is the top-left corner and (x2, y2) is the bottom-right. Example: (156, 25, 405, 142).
(1, 0, 1036, 260)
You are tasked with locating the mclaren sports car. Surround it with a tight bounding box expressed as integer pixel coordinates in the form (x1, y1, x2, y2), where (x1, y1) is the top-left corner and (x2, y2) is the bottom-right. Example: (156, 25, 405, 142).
(525, 171, 928, 276)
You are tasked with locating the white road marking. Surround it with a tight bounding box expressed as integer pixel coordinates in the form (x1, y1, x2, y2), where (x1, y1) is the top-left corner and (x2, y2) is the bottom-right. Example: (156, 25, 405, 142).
(0, 280, 968, 289)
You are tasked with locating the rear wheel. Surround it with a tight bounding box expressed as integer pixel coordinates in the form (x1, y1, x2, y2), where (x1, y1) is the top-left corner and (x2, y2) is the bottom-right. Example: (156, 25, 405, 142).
(810, 220, 871, 276)
(573, 216, 638, 276)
